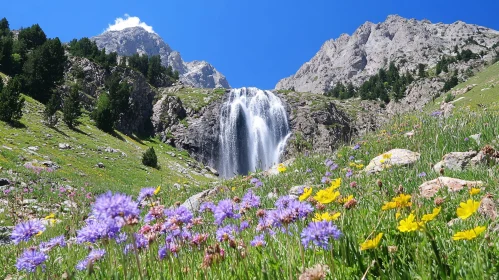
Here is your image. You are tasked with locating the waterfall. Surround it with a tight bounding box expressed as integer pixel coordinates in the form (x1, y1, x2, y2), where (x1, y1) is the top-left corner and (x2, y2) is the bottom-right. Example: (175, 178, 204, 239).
(218, 87, 290, 178)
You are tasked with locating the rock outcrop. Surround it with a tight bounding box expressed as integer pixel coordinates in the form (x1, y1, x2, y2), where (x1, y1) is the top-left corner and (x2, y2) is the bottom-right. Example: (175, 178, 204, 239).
(92, 27, 230, 89)
(419, 177, 484, 198)
(62, 55, 156, 136)
(365, 149, 421, 174)
(276, 15, 499, 94)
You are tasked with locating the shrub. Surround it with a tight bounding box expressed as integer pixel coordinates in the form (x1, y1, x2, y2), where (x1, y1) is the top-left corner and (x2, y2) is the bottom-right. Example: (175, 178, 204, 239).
(62, 83, 82, 128)
(0, 77, 25, 123)
(92, 93, 114, 132)
(142, 147, 158, 168)
(43, 93, 60, 127)
(444, 93, 455, 103)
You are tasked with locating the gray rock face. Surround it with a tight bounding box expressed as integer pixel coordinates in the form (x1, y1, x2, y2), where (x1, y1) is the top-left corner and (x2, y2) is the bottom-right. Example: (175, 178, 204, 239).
(432, 151, 478, 172)
(62, 56, 156, 136)
(152, 93, 186, 136)
(280, 92, 352, 154)
(276, 15, 499, 93)
(92, 27, 230, 89)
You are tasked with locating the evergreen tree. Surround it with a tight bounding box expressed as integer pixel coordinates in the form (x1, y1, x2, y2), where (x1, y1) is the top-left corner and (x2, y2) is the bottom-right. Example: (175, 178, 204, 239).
(0, 77, 25, 122)
(63, 83, 82, 128)
(43, 93, 60, 127)
(142, 147, 158, 168)
(93, 93, 114, 132)
(418, 63, 426, 78)
(22, 38, 66, 102)
(106, 72, 131, 121)
(147, 55, 163, 86)
(17, 24, 47, 51)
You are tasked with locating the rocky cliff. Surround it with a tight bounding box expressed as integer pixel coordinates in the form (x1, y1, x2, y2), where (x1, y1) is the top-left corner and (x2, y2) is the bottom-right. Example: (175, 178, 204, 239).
(92, 27, 230, 89)
(62, 55, 156, 135)
(276, 15, 499, 94)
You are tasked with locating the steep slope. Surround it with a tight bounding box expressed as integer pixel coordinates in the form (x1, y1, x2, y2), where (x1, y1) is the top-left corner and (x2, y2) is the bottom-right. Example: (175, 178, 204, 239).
(276, 15, 499, 93)
(92, 27, 230, 89)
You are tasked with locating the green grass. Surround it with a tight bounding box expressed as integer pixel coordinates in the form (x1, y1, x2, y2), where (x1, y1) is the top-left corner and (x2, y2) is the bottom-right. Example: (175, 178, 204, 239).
(0, 96, 215, 223)
(1, 64, 499, 279)
(428, 61, 499, 111)
(172, 87, 225, 113)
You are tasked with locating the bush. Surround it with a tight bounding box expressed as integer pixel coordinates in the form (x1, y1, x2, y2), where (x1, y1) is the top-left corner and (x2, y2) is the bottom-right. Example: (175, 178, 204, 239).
(93, 93, 114, 132)
(142, 147, 158, 168)
(0, 77, 25, 123)
(62, 83, 82, 128)
(444, 93, 455, 103)
(43, 93, 60, 127)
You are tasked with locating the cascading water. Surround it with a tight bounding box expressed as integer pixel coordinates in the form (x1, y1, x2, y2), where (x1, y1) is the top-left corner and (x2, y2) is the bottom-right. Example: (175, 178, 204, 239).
(218, 87, 290, 178)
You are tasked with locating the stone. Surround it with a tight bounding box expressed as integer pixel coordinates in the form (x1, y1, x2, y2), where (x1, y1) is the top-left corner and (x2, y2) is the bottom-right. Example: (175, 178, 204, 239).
(28, 146, 39, 151)
(479, 196, 497, 221)
(167, 152, 176, 157)
(432, 151, 478, 172)
(264, 158, 296, 176)
(289, 185, 306, 196)
(419, 177, 484, 198)
(96, 162, 105, 168)
(0, 178, 10, 187)
(404, 131, 415, 137)
(58, 143, 71, 150)
(469, 134, 481, 145)
(440, 102, 455, 118)
(364, 149, 420, 174)
(205, 166, 219, 176)
(173, 183, 181, 190)
(470, 151, 487, 166)
(41, 161, 60, 170)
(104, 147, 118, 153)
(22, 199, 38, 205)
(180, 186, 225, 212)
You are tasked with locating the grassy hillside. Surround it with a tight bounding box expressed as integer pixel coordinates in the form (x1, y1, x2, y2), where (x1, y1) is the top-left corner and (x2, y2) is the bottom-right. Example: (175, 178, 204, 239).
(1, 63, 498, 279)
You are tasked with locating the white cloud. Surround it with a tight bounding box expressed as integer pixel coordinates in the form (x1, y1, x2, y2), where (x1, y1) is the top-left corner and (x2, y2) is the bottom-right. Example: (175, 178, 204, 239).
(106, 14, 155, 33)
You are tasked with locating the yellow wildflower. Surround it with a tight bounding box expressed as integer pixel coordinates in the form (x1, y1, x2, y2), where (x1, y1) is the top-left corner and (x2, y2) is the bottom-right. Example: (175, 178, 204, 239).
(456, 199, 480, 220)
(313, 189, 340, 204)
(397, 214, 420, 232)
(395, 211, 401, 219)
(381, 201, 397, 210)
(452, 226, 486, 241)
(299, 187, 313, 201)
(329, 178, 342, 190)
(36, 231, 43, 236)
(312, 212, 341, 222)
(44, 213, 56, 220)
(277, 163, 287, 173)
(154, 185, 161, 195)
(349, 162, 356, 167)
(360, 233, 383, 251)
(382, 153, 392, 159)
(421, 207, 441, 223)
(355, 163, 364, 169)
(338, 195, 354, 204)
(392, 194, 412, 208)
(469, 188, 480, 196)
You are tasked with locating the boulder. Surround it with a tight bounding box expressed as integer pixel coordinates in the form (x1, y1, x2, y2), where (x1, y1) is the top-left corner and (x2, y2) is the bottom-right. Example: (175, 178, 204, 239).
(264, 158, 295, 176)
(364, 149, 420, 174)
(479, 196, 497, 221)
(419, 177, 484, 198)
(41, 161, 60, 170)
(58, 143, 71, 150)
(432, 151, 478, 172)
(96, 162, 105, 168)
(28, 146, 39, 151)
(0, 178, 10, 187)
(180, 186, 225, 212)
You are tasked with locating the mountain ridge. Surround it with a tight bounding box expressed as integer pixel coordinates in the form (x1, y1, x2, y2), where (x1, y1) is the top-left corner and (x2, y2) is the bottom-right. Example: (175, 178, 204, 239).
(92, 26, 230, 89)
(276, 14, 499, 93)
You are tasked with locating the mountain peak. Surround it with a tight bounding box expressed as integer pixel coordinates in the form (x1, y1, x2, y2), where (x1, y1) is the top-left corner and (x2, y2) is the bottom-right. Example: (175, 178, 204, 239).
(93, 21, 229, 88)
(276, 15, 499, 93)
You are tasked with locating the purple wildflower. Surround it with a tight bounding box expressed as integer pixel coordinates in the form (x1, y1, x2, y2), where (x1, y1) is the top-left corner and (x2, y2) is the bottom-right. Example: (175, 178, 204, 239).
(431, 110, 442, 117)
(16, 248, 47, 272)
(216, 225, 238, 242)
(239, 220, 250, 231)
(250, 178, 263, 187)
(241, 190, 261, 209)
(321, 177, 330, 184)
(214, 199, 240, 225)
(464, 137, 469, 141)
(158, 245, 168, 260)
(164, 206, 193, 225)
(306, 168, 312, 173)
(76, 249, 106, 271)
(324, 159, 334, 167)
(325, 171, 331, 177)
(418, 172, 427, 178)
(91, 191, 139, 222)
(250, 234, 266, 247)
(346, 169, 353, 178)
(115, 232, 128, 244)
(137, 187, 155, 202)
(199, 202, 216, 213)
(353, 144, 361, 150)
(349, 156, 355, 160)
(11, 220, 45, 244)
(301, 221, 342, 249)
(76, 218, 120, 243)
(330, 163, 339, 171)
(39, 235, 66, 252)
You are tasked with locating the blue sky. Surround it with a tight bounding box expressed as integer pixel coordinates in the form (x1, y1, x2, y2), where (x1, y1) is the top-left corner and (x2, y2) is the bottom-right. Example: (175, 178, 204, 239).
(3, 0, 498, 89)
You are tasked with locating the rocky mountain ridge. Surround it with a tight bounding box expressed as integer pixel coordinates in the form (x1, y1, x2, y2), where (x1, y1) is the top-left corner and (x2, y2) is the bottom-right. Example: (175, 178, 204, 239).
(92, 27, 230, 89)
(276, 14, 499, 94)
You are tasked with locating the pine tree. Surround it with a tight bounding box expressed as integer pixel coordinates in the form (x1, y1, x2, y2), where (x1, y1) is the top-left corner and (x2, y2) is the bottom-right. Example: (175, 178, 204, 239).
(418, 63, 426, 78)
(0, 77, 25, 123)
(44, 93, 60, 127)
(142, 147, 158, 168)
(93, 93, 114, 132)
(63, 83, 82, 128)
